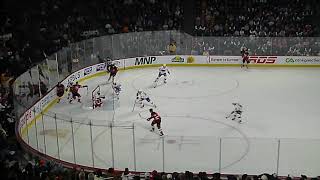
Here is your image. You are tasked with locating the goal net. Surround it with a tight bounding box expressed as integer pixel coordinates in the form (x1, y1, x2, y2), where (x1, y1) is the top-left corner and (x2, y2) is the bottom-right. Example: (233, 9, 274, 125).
(91, 85, 101, 109)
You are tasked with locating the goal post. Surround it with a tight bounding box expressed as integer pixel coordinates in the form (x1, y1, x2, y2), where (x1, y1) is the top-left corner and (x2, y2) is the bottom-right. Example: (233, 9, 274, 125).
(91, 85, 101, 109)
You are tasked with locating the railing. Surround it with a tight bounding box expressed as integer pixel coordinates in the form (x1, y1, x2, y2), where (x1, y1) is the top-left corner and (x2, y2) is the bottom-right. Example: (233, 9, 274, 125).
(19, 109, 320, 176)
(13, 31, 320, 176)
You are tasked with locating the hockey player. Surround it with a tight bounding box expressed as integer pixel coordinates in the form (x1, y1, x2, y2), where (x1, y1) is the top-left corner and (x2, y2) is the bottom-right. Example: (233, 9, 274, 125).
(241, 47, 249, 68)
(93, 92, 105, 108)
(226, 103, 243, 123)
(56, 82, 65, 103)
(66, 81, 73, 100)
(69, 82, 84, 103)
(107, 64, 118, 82)
(112, 81, 121, 99)
(154, 64, 170, 85)
(106, 57, 113, 73)
(136, 89, 156, 108)
(147, 108, 164, 136)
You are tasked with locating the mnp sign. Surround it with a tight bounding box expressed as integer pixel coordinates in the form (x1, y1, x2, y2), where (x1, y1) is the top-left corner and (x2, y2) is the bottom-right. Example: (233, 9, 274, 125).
(135, 56, 157, 65)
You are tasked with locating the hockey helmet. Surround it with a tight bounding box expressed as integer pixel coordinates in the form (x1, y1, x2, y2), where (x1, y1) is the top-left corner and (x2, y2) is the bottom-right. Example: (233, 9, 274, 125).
(138, 89, 142, 93)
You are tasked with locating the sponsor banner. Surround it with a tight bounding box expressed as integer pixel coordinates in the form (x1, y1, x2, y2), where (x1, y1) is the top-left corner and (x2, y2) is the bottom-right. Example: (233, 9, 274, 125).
(67, 71, 81, 84)
(208, 56, 240, 64)
(96, 63, 106, 71)
(80, 30, 99, 37)
(39, 91, 56, 110)
(84, 67, 93, 76)
(169, 55, 197, 64)
(248, 56, 277, 64)
(187, 56, 196, 63)
(282, 56, 320, 64)
(134, 56, 157, 65)
(19, 109, 33, 130)
(171, 56, 185, 63)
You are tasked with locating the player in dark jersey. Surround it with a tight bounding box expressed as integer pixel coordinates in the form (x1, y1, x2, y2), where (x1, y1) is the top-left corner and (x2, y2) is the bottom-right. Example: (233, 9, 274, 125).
(107, 64, 118, 82)
(69, 82, 82, 103)
(56, 82, 65, 103)
(147, 108, 164, 136)
(241, 47, 249, 68)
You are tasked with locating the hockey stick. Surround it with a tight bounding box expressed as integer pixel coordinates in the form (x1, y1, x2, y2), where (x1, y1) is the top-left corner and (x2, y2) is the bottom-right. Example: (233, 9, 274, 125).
(138, 112, 149, 121)
(225, 111, 234, 119)
(132, 99, 137, 112)
(85, 86, 88, 95)
(152, 81, 157, 88)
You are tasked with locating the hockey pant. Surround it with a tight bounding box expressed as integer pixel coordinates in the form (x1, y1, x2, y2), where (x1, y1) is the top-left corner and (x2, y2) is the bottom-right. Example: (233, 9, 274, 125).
(151, 119, 164, 135)
(137, 97, 153, 108)
(230, 111, 242, 121)
(154, 73, 167, 83)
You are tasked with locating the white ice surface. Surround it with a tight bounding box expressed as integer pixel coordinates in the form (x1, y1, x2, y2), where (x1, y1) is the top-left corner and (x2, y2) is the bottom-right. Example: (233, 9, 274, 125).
(24, 67, 320, 176)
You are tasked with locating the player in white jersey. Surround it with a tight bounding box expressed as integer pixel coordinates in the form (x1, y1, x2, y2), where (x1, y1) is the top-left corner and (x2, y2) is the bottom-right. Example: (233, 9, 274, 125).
(154, 64, 170, 84)
(112, 82, 121, 99)
(136, 89, 156, 108)
(66, 81, 73, 100)
(93, 92, 105, 108)
(226, 103, 243, 123)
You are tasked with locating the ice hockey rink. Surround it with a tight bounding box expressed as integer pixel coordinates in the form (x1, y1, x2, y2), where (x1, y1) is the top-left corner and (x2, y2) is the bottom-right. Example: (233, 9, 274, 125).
(23, 66, 320, 176)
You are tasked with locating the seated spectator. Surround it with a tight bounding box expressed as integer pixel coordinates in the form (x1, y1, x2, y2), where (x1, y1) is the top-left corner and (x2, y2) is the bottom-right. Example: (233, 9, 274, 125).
(168, 42, 177, 54)
(122, 168, 133, 180)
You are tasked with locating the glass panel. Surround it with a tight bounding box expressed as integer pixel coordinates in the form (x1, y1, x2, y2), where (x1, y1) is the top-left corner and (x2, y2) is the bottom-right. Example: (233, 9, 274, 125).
(37, 113, 46, 154)
(38, 61, 51, 96)
(111, 34, 122, 59)
(113, 126, 134, 170)
(93, 36, 113, 59)
(164, 136, 220, 173)
(41, 113, 59, 159)
(56, 48, 70, 80)
(56, 118, 74, 163)
(91, 124, 113, 169)
(46, 54, 60, 87)
(73, 119, 93, 166)
(279, 139, 320, 177)
(221, 137, 278, 174)
(135, 124, 163, 171)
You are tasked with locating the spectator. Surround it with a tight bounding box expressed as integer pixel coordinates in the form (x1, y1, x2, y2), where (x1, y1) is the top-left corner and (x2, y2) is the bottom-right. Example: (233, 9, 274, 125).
(122, 168, 133, 180)
(168, 42, 177, 54)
